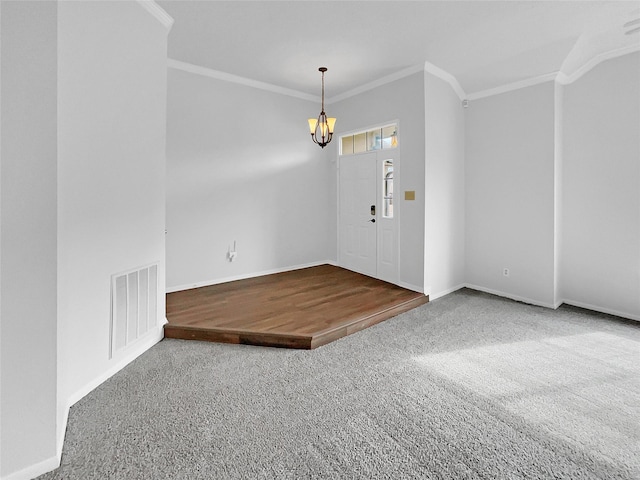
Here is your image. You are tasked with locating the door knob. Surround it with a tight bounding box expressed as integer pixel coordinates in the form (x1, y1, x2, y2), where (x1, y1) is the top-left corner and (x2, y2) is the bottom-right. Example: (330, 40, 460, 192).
(369, 219, 376, 223)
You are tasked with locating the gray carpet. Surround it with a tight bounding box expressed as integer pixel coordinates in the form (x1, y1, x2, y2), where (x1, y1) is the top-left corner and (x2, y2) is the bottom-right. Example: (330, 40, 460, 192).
(39, 288, 640, 479)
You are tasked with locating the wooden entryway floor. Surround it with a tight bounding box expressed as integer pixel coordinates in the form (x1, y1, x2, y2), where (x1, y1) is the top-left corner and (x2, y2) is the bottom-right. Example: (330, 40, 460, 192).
(164, 264, 428, 349)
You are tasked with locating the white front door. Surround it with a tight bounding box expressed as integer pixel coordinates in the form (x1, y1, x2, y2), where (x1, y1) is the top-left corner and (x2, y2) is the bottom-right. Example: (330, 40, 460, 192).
(338, 151, 399, 284)
(338, 152, 377, 277)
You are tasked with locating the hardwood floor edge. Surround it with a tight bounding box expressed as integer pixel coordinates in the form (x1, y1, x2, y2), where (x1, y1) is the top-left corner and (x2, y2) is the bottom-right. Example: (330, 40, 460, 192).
(166, 294, 429, 350)
(310, 295, 429, 349)
(164, 325, 313, 349)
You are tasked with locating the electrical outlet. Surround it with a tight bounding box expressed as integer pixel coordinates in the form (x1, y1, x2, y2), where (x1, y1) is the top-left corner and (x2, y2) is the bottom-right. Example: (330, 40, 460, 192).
(503, 268, 510, 277)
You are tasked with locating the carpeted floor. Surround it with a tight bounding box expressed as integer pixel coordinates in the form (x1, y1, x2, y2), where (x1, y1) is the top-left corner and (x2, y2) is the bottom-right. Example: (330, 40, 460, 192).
(39, 288, 640, 479)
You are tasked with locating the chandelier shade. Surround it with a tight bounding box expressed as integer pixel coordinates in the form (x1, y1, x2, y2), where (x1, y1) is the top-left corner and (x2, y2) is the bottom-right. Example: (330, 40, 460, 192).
(308, 67, 336, 148)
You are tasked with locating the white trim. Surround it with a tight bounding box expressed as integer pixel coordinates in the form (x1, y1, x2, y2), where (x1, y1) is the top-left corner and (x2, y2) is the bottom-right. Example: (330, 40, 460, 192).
(337, 119, 400, 140)
(556, 44, 640, 86)
(423, 76, 429, 299)
(554, 72, 571, 85)
(397, 281, 424, 294)
(65, 323, 165, 409)
(464, 284, 557, 309)
(50, 323, 166, 479)
(57, 402, 69, 460)
(426, 285, 638, 322)
(1, 455, 60, 480)
(337, 120, 400, 157)
(166, 261, 334, 293)
(167, 59, 319, 102)
(561, 299, 640, 322)
(464, 46, 640, 100)
(467, 72, 558, 101)
(423, 61, 467, 101)
(167, 45, 640, 106)
(328, 64, 424, 104)
(429, 283, 466, 301)
(136, 0, 174, 31)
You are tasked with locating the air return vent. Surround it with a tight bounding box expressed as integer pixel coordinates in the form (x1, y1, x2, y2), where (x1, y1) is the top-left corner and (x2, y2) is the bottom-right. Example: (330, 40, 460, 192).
(110, 263, 158, 358)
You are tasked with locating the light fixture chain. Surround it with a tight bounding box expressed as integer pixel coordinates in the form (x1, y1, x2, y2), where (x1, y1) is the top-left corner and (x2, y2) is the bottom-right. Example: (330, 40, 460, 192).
(321, 69, 325, 112)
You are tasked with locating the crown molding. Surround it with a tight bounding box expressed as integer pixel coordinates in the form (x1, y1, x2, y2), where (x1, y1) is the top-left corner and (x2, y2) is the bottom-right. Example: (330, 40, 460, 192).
(168, 44, 639, 105)
(423, 61, 467, 101)
(327, 64, 424, 104)
(328, 61, 467, 104)
(167, 59, 319, 102)
(467, 71, 558, 101)
(168, 59, 454, 106)
(466, 45, 640, 100)
(556, 44, 640, 85)
(136, 0, 174, 31)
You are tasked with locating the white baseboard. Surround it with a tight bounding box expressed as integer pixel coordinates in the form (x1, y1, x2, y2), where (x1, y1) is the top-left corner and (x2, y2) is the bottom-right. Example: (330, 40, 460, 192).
(57, 401, 69, 461)
(1, 454, 60, 480)
(429, 283, 466, 301)
(51, 323, 165, 477)
(461, 285, 639, 322)
(464, 284, 556, 309)
(561, 298, 640, 322)
(166, 261, 430, 298)
(166, 260, 335, 293)
(64, 323, 165, 409)
(397, 281, 424, 294)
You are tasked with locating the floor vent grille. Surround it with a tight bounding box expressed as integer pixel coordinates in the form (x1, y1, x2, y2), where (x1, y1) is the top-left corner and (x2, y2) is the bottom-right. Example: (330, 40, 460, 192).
(110, 263, 158, 358)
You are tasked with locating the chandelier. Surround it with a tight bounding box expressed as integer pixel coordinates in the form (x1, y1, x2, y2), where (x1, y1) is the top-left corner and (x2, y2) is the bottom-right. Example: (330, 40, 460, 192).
(308, 67, 336, 148)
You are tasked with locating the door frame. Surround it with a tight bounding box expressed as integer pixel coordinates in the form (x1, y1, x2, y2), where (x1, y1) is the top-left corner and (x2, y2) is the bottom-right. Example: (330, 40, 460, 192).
(336, 123, 400, 286)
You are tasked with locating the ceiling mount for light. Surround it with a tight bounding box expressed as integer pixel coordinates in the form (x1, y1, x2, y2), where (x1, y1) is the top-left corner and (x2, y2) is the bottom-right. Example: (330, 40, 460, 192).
(308, 67, 336, 148)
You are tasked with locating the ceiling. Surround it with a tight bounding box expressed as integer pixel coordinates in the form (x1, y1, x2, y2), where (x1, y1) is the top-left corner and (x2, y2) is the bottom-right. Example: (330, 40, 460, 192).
(158, 1, 640, 99)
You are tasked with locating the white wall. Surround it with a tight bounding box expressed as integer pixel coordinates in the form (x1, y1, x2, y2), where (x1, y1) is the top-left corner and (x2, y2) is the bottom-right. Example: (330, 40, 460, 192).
(57, 0, 169, 454)
(0, 1, 58, 477)
(424, 72, 465, 299)
(166, 68, 332, 290)
(561, 52, 640, 320)
(332, 73, 426, 291)
(465, 82, 556, 307)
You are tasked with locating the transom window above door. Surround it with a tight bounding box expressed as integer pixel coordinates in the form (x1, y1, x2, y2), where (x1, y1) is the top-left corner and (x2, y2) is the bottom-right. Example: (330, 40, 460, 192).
(340, 124, 398, 155)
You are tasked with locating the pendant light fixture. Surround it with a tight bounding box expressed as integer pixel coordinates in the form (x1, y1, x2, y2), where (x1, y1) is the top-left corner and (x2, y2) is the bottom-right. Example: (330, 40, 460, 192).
(308, 67, 336, 148)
